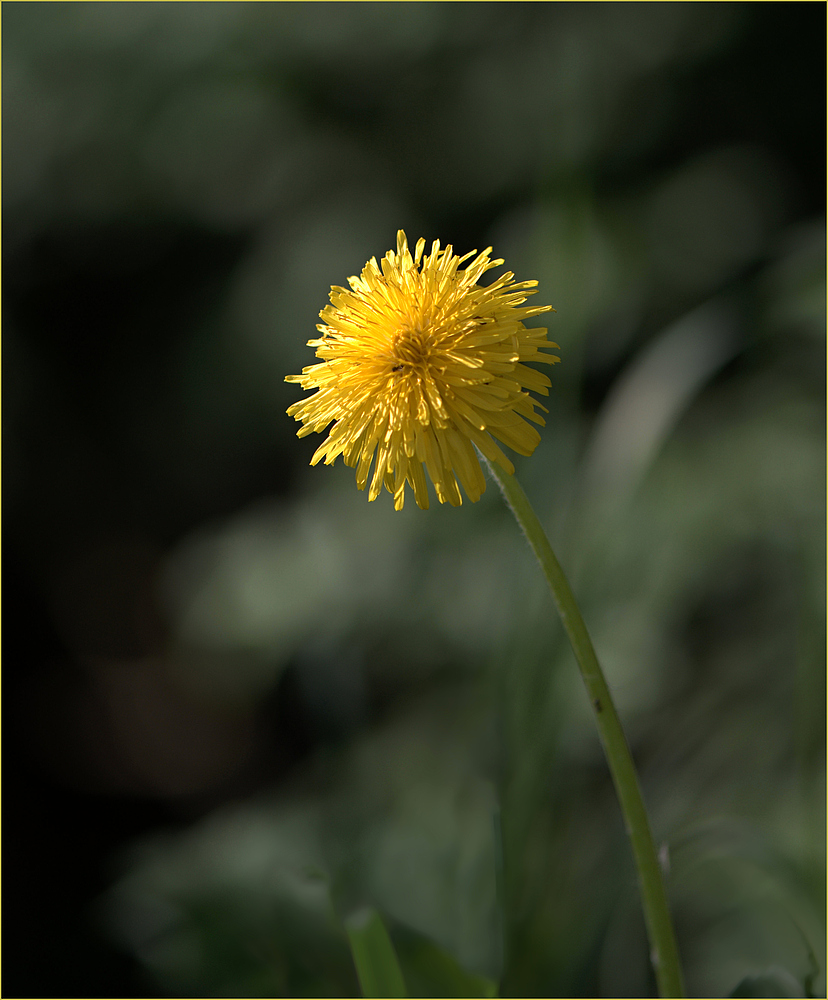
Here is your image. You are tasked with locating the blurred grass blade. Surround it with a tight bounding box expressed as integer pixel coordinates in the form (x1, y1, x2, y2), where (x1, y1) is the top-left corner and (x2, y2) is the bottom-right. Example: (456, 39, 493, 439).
(346, 908, 408, 998)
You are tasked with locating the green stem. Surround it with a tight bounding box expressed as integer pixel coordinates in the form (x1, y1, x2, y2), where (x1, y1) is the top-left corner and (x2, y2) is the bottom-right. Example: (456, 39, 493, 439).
(487, 460, 685, 998)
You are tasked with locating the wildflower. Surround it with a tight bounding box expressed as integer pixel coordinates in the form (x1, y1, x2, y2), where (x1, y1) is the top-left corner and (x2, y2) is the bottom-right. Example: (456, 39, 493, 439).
(286, 230, 559, 510)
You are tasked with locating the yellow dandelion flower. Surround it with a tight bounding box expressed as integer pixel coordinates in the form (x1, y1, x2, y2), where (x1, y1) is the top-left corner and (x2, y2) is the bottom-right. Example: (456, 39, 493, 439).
(286, 230, 560, 510)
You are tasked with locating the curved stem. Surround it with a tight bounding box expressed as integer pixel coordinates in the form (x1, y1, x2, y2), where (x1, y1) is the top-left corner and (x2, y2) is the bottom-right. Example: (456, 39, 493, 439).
(486, 461, 685, 998)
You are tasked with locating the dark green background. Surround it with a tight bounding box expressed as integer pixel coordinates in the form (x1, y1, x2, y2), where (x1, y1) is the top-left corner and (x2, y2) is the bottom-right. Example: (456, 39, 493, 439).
(3, 3, 825, 996)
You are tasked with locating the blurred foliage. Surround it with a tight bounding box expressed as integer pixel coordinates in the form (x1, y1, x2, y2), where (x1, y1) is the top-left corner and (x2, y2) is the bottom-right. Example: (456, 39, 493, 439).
(3, 3, 824, 998)
(345, 908, 409, 998)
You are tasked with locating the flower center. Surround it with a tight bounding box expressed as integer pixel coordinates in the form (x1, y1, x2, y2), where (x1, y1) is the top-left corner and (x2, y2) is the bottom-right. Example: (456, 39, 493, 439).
(391, 323, 431, 369)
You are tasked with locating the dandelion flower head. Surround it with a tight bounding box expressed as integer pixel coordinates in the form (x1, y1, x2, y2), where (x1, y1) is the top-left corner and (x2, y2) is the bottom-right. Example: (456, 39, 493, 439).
(286, 230, 559, 510)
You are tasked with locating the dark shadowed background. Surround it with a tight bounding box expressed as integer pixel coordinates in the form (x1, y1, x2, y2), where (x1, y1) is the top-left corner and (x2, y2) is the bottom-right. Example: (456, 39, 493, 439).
(3, 3, 825, 997)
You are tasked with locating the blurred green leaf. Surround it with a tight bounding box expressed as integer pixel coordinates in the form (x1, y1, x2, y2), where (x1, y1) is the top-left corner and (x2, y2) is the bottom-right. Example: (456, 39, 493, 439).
(392, 924, 498, 998)
(729, 966, 806, 998)
(346, 908, 408, 998)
